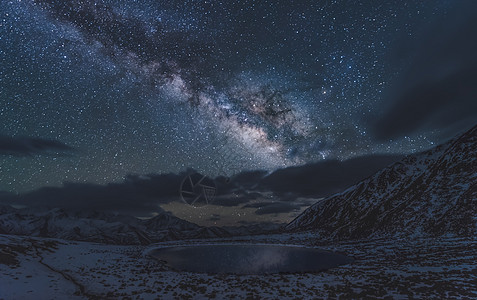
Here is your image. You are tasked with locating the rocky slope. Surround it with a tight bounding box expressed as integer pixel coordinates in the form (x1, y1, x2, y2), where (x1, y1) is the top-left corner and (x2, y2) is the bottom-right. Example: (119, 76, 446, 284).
(286, 125, 477, 240)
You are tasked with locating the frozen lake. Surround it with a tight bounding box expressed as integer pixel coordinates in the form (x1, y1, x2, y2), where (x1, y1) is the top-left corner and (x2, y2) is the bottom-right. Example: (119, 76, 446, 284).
(150, 244, 354, 274)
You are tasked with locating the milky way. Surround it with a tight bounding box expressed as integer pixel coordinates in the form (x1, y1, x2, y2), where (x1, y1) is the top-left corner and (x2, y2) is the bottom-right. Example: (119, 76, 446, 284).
(0, 0, 458, 192)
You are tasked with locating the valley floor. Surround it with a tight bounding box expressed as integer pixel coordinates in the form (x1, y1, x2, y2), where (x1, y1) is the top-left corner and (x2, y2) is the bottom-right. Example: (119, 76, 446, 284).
(0, 233, 476, 299)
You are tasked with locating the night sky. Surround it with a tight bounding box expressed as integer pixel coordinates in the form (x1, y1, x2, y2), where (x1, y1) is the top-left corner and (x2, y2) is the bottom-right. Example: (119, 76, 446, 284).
(1, 1, 476, 225)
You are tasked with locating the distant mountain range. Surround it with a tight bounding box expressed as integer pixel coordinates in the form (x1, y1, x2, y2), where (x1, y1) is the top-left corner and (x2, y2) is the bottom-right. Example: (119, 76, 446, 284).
(0, 206, 280, 245)
(286, 125, 477, 240)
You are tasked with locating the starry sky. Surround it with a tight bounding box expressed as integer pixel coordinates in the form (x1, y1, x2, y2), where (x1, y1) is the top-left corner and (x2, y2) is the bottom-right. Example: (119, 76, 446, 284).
(1, 1, 476, 225)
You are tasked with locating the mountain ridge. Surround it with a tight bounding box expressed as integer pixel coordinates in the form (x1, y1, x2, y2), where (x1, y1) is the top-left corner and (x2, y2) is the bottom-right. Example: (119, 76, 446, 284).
(0, 205, 280, 244)
(285, 124, 477, 240)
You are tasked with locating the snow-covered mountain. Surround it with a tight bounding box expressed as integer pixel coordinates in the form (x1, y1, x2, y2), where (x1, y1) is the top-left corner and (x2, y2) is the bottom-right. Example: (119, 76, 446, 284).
(0, 207, 211, 244)
(0, 206, 281, 244)
(286, 125, 477, 240)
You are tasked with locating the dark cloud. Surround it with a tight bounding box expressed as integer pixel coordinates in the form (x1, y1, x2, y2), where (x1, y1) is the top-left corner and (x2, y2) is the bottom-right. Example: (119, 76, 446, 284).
(0, 154, 400, 216)
(214, 154, 401, 207)
(214, 171, 267, 195)
(228, 171, 268, 189)
(257, 154, 402, 198)
(0, 136, 74, 157)
(212, 193, 261, 207)
(373, 1, 477, 141)
(0, 168, 263, 215)
(244, 202, 301, 215)
(0, 191, 16, 203)
(0, 172, 193, 217)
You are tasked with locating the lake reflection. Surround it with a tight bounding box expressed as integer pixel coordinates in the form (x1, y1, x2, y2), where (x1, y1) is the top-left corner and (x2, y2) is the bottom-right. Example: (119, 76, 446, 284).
(150, 244, 353, 274)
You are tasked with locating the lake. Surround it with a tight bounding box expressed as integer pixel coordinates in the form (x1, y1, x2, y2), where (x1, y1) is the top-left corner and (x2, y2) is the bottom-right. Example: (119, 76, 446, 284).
(149, 244, 354, 274)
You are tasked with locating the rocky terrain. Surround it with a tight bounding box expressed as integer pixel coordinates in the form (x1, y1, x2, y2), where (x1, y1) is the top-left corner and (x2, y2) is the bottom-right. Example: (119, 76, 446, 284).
(1, 233, 476, 299)
(286, 125, 477, 240)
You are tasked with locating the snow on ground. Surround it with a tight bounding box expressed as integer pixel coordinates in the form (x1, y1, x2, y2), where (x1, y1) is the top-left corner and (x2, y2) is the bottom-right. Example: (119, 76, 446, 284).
(1, 233, 476, 299)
